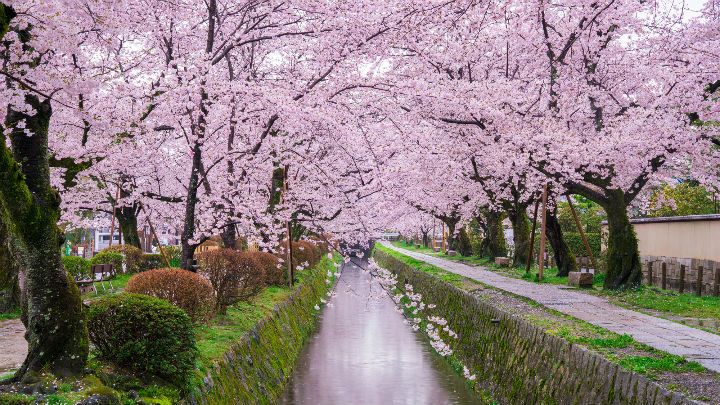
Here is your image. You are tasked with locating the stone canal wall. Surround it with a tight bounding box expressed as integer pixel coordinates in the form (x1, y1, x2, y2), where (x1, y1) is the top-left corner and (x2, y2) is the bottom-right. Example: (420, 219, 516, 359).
(185, 263, 331, 405)
(373, 249, 699, 405)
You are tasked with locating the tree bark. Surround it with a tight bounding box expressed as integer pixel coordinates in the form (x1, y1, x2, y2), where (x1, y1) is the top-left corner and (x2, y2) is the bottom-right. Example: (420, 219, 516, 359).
(457, 227, 473, 257)
(478, 209, 507, 259)
(421, 230, 429, 248)
(221, 224, 237, 249)
(600, 190, 642, 289)
(545, 206, 577, 276)
(181, 142, 202, 270)
(2, 94, 88, 381)
(507, 206, 530, 268)
(441, 217, 459, 251)
(116, 204, 141, 248)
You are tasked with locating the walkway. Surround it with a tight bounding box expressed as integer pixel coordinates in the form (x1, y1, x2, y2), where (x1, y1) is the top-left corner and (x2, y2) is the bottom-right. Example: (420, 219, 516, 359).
(0, 319, 26, 373)
(382, 241, 720, 373)
(278, 259, 478, 405)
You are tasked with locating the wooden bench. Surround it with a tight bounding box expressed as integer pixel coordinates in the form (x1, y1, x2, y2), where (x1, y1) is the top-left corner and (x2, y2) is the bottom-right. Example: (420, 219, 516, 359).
(75, 263, 115, 294)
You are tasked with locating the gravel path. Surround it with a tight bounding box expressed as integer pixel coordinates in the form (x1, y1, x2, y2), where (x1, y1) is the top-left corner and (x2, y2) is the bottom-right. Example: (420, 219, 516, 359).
(0, 319, 26, 373)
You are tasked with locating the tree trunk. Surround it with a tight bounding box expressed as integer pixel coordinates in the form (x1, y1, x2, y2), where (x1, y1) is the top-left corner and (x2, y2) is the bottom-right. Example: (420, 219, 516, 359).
(507, 206, 530, 268)
(478, 209, 507, 259)
(545, 207, 577, 276)
(2, 94, 87, 381)
(180, 142, 202, 270)
(457, 227, 473, 257)
(116, 205, 141, 249)
(421, 231, 429, 248)
(221, 224, 237, 249)
(600, 190, 642, 289)
(442, 218, 459, 251)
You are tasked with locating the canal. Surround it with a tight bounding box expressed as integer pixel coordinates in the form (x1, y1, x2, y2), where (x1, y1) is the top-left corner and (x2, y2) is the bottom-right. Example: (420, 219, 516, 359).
(278, 259, 479, 405)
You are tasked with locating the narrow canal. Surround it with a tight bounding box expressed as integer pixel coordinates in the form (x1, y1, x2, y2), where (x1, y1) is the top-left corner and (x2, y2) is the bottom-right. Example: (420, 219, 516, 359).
(278, 259, 479, 405)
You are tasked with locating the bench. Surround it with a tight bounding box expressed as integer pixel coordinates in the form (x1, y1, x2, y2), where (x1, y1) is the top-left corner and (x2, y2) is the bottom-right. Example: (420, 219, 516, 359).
(494, 257, 511, 266)
(75, 263, 115, 294)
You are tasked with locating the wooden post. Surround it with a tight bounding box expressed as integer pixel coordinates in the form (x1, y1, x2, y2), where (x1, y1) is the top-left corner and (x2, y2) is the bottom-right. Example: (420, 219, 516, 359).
(566, 195, 598, 271)
(108, 186, 120, 248)
(714, 267, 720, 297)
(697, 265, 704, 296)
(647, 261, 654, 287)
(537, 183, 549, 281)
(661, 262, 667, 290)
(525, 199, 540, 275)
(679, 264, 686, 294)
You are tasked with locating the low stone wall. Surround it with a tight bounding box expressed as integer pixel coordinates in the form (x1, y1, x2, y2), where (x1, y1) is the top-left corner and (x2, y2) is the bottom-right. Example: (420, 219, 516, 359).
(641, 256, 720, 296)
(185, 262, 331, 405)
(373, 249, 698, 405)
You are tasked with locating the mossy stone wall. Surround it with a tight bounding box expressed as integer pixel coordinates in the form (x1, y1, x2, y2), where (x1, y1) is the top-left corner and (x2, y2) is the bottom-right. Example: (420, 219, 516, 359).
(185, 264, 329, 405)
(374, 249, 697, 405)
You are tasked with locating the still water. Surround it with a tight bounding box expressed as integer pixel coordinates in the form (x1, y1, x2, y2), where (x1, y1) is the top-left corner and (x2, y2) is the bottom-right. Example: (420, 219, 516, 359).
(278, 259, 479, 405)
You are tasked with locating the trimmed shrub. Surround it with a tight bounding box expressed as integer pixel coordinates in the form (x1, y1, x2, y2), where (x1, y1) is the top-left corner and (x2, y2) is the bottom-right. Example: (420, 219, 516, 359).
(91, 251, 124, 275)
(125, 268, 216, 322)
(293, 240, 320, 269)
(250, 251, 285, 285)
(141, 253, 165, 271)
(100, 245, 143, 273)
(87, 293, 197, 386)
(63, 256, 91, 279)
(197, 249, 266, 313)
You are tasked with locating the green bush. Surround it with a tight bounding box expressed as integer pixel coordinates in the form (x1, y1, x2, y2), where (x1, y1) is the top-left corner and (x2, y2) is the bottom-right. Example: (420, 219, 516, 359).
(100, 245, 143, 273)
(63, 256, 91, 279)
(91, 251, 124, 275)
(141, 253, 165, 271)
(87, 293, 197, 386)
(533, 232, 601, 260)
(163, 246, 182, 268)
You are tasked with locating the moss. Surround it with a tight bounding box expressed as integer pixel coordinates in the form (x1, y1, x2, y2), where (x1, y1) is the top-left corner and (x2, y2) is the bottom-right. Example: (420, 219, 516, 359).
(187, 255, 339, 404)
(372, 248, 704, 404)
(602, 189, 642, 289)
(0, 393, 33, 405)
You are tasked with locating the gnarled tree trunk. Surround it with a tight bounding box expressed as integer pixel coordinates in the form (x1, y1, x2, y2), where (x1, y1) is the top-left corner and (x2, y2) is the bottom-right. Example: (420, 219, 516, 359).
(117, 204, 141, 249)
(2, 93, 88, 381)
(478, 209, 507, 259)
(600, 190, 641, 289)
(507, 206, 530, 268)
(545, 207, 576, 276)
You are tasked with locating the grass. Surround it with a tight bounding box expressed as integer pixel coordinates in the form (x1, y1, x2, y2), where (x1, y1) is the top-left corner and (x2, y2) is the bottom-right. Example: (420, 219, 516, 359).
(193, 255, 339, 374)
(0, 310, 20, 321)
(376, 244, 468, 287)
(81, 273, 133, 300)
(618, 354, 705, 376)
(601, 285, 720, 322)
(378, 245, 709, 380)
(194, 285, 293, 368)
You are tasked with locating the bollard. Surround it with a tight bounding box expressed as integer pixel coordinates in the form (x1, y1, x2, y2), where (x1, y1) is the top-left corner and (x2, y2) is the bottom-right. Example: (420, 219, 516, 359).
(679, 264, 686, 294)
(697, 265, 704, 296)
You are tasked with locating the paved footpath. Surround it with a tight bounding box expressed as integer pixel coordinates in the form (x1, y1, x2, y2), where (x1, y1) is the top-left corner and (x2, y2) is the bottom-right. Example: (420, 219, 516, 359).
(382, 241, 720, 373)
